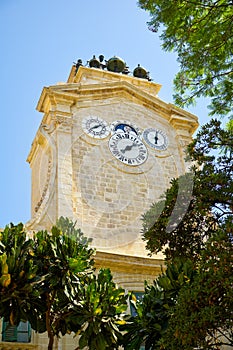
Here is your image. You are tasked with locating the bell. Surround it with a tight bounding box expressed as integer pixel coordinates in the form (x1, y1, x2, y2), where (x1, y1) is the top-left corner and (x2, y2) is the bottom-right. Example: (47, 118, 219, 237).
(107, 56, 126, 73)
(133, 64, 148, 79)
(89, 55, 100, 68)
(73, 59, 83, 73)
(99, 55, 105, 62)
(122, 65, 130, 75)
(99, 54, 106, 69)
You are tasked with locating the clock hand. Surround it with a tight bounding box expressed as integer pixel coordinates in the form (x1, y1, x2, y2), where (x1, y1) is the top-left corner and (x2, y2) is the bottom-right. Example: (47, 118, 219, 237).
(154, 131, 159, 144)
(89, 124, 101, 131)
(121, 143, 137, 153)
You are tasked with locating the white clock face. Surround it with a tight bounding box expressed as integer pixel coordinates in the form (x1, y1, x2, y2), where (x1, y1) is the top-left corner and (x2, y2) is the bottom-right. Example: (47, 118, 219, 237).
(143, 128, 168, 150)
(82, 116, 110, 139)
(109, 132, 148, 166)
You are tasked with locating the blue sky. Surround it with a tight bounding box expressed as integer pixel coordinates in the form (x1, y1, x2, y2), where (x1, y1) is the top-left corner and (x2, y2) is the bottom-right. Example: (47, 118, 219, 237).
(0, 0, 209, 228)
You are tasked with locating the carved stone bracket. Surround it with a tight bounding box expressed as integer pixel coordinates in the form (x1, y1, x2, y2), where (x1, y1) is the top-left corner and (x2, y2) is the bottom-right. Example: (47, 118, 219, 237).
(40, 121, 56, 134)
(179, 137, 192, 148)
(50, 113, 73, 133)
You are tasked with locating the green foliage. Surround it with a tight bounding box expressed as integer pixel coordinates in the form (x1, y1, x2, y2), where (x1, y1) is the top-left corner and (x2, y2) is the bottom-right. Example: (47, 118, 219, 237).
(121, 259, 195, 349)
(165, 230, 233, 349)
(142, 172, 213, 261)
(142, 119, 233, 261)
(138, 119, 233, 349)
(0, 223, 45, 327)
(67, 268, 128, 350)
(34, 217, 94, 292)
(30, 217, 95, 349)
(0, 218, 128, 350)
(139, 0, 233, 118)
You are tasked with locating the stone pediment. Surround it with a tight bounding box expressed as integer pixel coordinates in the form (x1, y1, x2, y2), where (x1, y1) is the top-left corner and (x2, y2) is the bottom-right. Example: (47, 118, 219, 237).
(37, 66, 198, 134)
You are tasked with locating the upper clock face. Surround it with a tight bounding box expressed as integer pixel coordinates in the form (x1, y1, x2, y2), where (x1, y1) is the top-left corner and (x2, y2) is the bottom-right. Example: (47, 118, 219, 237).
(109, 132, 148, 166)
(82, 116, 110, 139)
(143, 128, 168, 150)
(111, 120, 140, 136)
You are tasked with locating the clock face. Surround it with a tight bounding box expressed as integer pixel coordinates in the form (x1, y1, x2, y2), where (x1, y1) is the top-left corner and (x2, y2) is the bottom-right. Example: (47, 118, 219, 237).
(82, 116, 110, 139)
(143, 128, 168, 150)
(111, 120, 140, 136)
(109, 132, 148, 166)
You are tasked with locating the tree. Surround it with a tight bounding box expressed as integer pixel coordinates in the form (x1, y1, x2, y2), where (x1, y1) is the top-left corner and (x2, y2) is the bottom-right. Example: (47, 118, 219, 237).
(142, 119, 233, 261)
(165, 230, 233, 349)
(139, 0, 233, 118)
(125, 119, 233, 349)
(121, 259, 196, 350)
(68, 268, 128, 350)
(0, 218, 128, 350)
(0, 223, 45, 327)
(31, 217, 95, 350)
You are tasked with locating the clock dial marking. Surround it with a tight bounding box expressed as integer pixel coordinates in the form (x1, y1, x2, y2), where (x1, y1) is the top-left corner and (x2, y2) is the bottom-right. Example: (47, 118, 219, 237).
(82, 116, 110, 139)
(109, 132, 148, 166)
(143, 128, 168, 150)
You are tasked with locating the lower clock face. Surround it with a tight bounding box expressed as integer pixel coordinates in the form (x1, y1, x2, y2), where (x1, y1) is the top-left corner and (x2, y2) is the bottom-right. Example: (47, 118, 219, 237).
(143, 128, 168, 150)
(82, 116, 110, 139)
(109, 132, 148, 166)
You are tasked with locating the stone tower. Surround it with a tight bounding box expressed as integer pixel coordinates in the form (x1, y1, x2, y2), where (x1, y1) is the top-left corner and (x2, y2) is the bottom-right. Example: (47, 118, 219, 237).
(0, 56, 199, 350)
(26, 56, 198, 290)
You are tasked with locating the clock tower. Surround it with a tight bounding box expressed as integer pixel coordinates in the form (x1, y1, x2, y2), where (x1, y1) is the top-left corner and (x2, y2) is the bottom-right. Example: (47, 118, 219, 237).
(27, 54, 198, 289)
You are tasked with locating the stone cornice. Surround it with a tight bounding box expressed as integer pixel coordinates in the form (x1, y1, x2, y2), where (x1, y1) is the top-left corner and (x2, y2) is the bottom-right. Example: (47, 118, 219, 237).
(36, 86, 75, 114)
(36, 81, 198, 134)
(94, 250, 165, 275)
